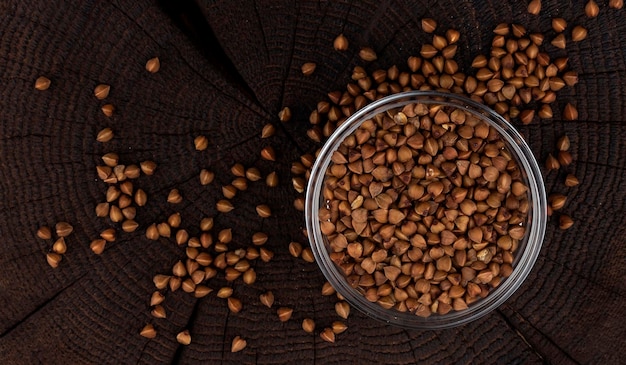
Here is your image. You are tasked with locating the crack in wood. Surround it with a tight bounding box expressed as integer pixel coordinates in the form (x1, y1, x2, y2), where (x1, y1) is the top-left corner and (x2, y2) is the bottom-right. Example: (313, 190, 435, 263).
(496, 307, 581, 365)
(0, 272, 88, 338)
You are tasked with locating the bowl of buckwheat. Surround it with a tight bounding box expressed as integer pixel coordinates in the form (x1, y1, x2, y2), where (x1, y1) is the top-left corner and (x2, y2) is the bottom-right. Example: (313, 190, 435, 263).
(305, 90, 547, 329)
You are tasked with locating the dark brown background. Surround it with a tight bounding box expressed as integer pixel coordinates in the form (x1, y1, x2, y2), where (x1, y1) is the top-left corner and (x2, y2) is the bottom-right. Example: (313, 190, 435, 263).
(0, 0, 624, 364)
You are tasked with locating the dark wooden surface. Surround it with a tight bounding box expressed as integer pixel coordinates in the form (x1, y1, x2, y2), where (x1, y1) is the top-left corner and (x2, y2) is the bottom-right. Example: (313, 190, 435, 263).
(0, 0, 625, 364)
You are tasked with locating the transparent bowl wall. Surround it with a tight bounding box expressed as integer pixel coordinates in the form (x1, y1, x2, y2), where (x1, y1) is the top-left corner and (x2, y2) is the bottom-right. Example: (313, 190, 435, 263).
(305, 91, 547, 329)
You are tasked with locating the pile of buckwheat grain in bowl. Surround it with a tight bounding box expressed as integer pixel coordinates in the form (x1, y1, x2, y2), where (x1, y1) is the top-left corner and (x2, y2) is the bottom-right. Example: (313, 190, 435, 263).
(25, 0, 623, 354)
(305, 91, 547, 327)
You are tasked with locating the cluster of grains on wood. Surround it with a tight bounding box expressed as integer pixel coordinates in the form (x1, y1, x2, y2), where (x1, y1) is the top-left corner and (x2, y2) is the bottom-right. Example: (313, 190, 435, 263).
(307, 298, 349, 341)
(144, 208, 276, 345)
(582, 0, 622, 20)
(301, 23, 580, 152)
(92, 153, 156, 253)
(546, 134, 574, 172)
(63, 55, 294, 349)
(138, 158, 284, 347)
(544, 134, 577, 229)
(318, 103, 530, 316)
(90, 76, 155, 252)
(37, 222, 74, 268)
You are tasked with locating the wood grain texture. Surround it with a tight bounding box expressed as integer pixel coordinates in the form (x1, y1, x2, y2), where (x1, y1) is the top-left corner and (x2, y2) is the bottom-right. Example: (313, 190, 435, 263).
(0, 0, 624, 364)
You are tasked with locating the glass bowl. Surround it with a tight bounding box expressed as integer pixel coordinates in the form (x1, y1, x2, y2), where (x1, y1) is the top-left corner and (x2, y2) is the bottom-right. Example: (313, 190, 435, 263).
(305, 90, 547, 329)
